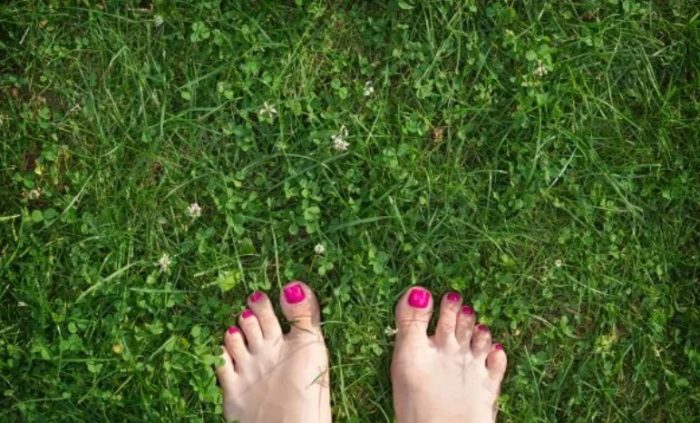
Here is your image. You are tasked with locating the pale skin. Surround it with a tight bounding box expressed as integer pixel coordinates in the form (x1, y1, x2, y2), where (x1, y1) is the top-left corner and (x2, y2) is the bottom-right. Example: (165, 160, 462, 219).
(215, 282, 507, 423)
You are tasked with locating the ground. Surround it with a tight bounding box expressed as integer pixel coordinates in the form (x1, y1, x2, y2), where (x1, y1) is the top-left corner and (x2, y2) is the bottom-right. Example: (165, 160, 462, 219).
(1, 0, 699, 421)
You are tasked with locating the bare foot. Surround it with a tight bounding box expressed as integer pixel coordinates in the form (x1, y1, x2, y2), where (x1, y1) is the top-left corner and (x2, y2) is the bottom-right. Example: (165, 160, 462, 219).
(391, 286, 507, 423)
(215, 281, 331, 423)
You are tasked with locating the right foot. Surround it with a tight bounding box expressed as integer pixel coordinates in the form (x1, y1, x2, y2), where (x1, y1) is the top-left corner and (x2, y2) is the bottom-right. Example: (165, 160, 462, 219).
(215, 281, 331, 423)
(391, 286, 507, 423)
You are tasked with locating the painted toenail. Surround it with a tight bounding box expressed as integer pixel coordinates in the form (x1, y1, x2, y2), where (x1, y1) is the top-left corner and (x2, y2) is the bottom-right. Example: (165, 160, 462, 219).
(283, 283, 305, 304)
(227, 326, 239, 334)
(242, 309, 254, 319)
(494, 343, 504, 351)
(446, 292, 460, 302)
(462, 305, 474, 315)
(250, 291, 264, 302)
(477, 324, 489, 332)
(407, 288, 430, 308)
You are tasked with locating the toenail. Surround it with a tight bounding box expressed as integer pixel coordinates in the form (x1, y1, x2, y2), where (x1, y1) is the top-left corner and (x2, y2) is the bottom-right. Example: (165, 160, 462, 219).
(477, 324, 489, 332)
(446, 292, 460, 302)
(462, 305, 475, 315)
(250, 291, 264, 302)
(494, 343, 504, 351)
(227, 326, 239, 334)
(242, 309, 254, 319)
(407, 288, 430, 308)
(283, 283, 306, 304)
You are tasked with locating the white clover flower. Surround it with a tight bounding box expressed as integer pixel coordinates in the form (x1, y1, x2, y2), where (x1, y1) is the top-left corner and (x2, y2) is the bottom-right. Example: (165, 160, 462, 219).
(258, 101, 278, 120)
(385, 326, 398, 337)
(314, 243, 326, 255)
(154, 15, 164, 28)
(533, 60, 549, 77)
(331, 125, 349, 152)
(332, 136, 349, 152)
(17, 301, 28, 307)
(187, 202, 202, 218)
(554, 259, 563, 268)
(156, 253, 172, 273)
(27, 188, 41, 200)
(363, 81, 375, 96)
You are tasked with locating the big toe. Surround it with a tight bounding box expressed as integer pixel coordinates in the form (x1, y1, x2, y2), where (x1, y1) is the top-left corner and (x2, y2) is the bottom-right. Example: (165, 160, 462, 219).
(486, 343, 508, 383)
(395, 286, 433, 339)
(280, 281, 322, 336)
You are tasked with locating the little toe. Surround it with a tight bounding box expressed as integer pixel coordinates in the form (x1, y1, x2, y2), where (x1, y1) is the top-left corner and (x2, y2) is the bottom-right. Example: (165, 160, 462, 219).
(224, 326, 249, 364)
(395, 286, 433, 339)
(486, 343, 508, 383)
(280, 281, 322, 336)
(247, 291, 283, 340)
(239, 309, 264, 351)
(216, 347, 242, 422)
(215, 346, 237, 393)
(456, 304, 476, 345)
(434, 291, 462, 346)
(471, 323, 492, 357)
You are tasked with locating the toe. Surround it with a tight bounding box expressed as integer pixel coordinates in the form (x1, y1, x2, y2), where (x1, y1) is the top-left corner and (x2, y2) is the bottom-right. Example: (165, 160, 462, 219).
(247, 291, 283, 340)
(456, 304, 476, 345)
(239, 309, 264, 351)
(471, 323, 492, 357)
(434, 291, 462, 346)
(215, 346, 237, 393)
(395, 286, 433, 338)
(216, 347, 241, 422)
(224, 326, 249, 363)
(486, 343, 508, 383)
(280, 281, 322, 335)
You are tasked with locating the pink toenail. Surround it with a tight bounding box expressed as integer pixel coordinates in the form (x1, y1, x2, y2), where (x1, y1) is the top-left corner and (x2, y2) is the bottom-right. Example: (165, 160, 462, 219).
(494, 343, 504, 351)
(446, 292, 460, 302)
(407, 288, 430, 308)
(250, 291, 264, 302)
(477, 324, 489, 332)
(241, 309, 254, 319)
(227, 326, 239, 334)
(283, 283, 305, 304)
(462, 305, 475, 315)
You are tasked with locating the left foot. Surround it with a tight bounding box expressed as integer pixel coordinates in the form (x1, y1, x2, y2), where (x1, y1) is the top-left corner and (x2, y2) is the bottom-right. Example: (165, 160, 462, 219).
(215, 281, 331, 423)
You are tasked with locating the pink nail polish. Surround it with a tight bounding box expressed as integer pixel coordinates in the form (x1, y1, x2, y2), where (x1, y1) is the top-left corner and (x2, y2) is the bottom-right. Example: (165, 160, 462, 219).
(227, 326, 239, 334)
(250, 291, 264, 303)
(494, 343, 504, 351)
(446, 292, 460, 302)
(283, 283, 305, 304)
(241, 309, 254, 319)
(477, 324, 489, 332)
(407, 288, 430, 308)
(462, 305, 475, 315)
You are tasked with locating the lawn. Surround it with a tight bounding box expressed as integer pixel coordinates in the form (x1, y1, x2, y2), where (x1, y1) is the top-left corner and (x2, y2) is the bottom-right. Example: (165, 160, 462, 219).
(1, 0, 699, 421)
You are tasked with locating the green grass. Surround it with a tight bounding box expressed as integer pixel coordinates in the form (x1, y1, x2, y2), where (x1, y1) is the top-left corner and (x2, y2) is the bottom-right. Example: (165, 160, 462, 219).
(1, 0, 699, 421)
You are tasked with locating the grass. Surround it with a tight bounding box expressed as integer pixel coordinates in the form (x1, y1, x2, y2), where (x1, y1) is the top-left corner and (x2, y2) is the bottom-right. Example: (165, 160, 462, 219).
(1, 0, 699, 421)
